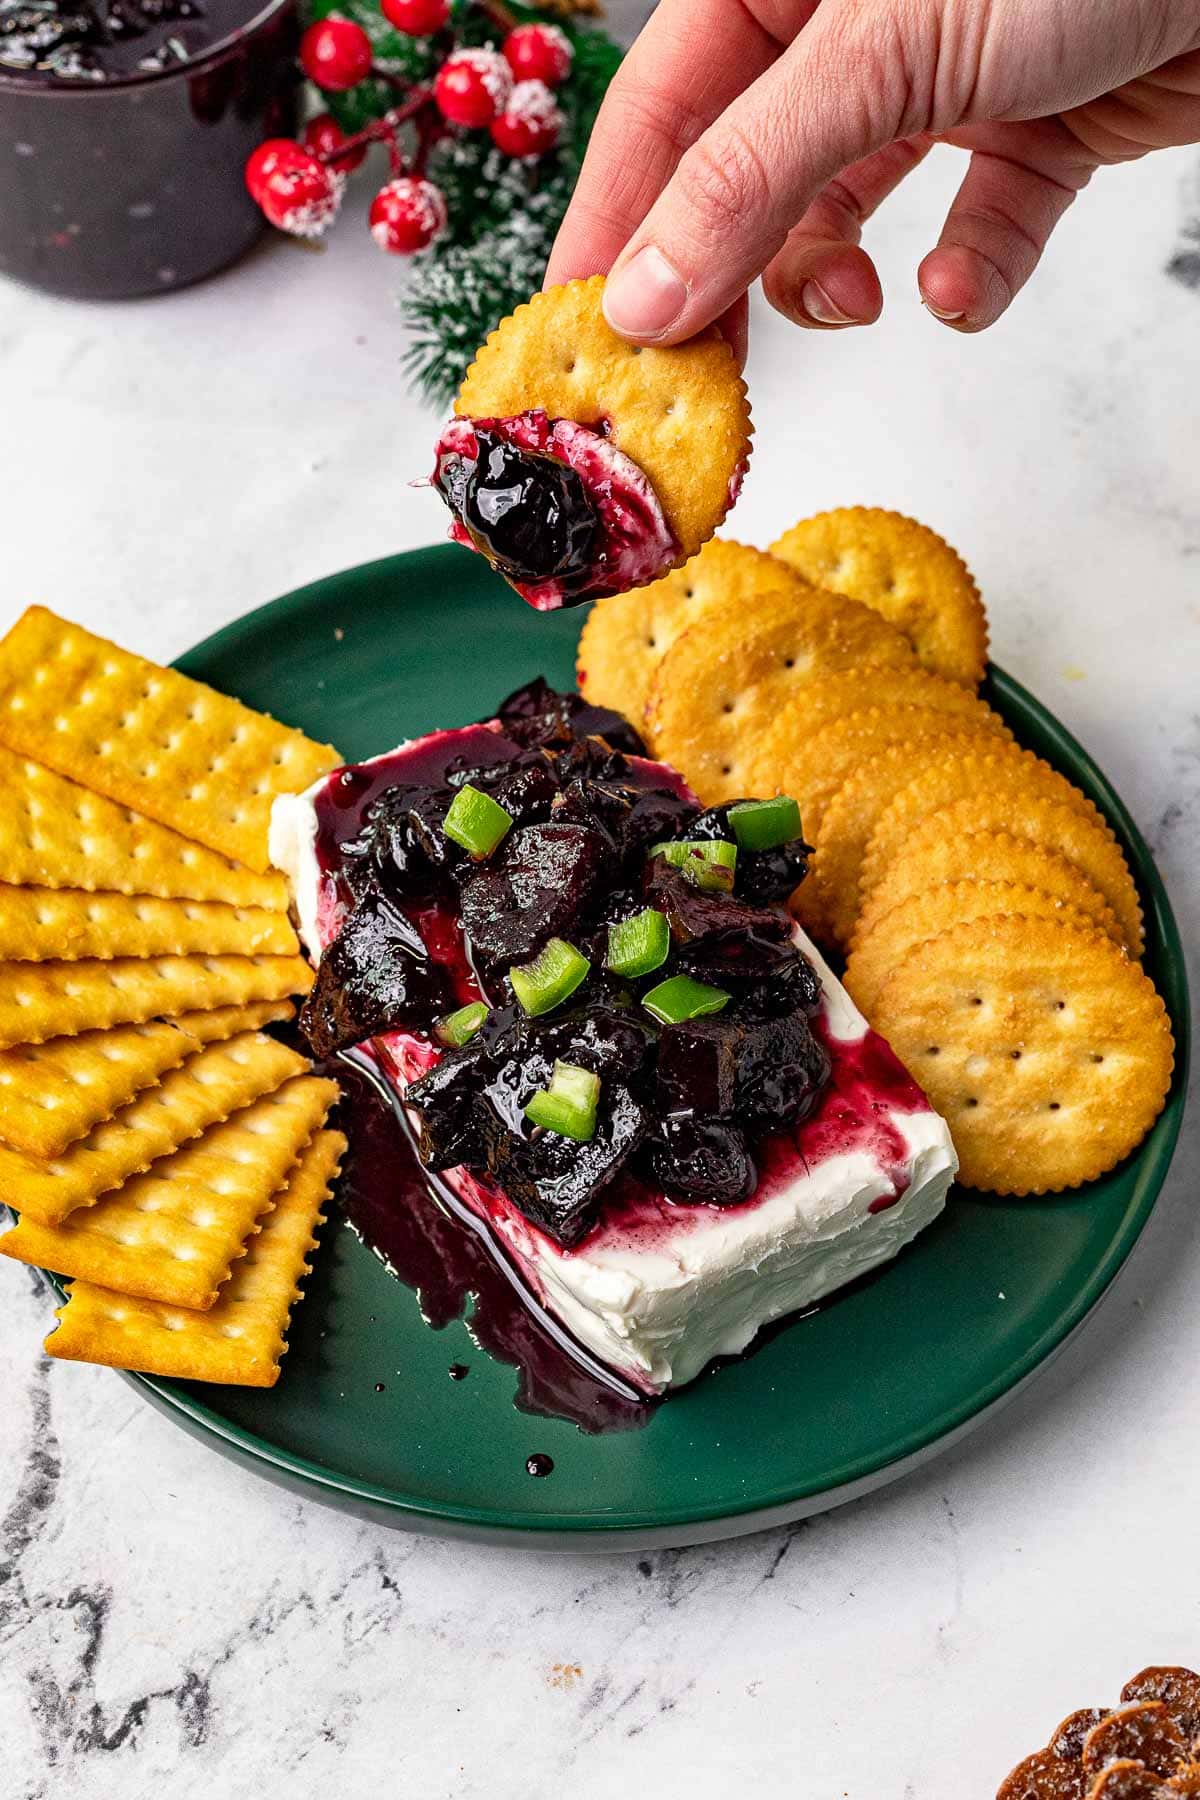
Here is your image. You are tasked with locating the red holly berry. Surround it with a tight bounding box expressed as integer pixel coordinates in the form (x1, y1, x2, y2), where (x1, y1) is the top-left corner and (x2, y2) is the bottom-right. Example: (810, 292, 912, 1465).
(301, 111, 367, 171)
(490, 80, 563, 158)
(434, 46, 512, 128)
(245, 138, 310, 206)
(250, 144, 345, 237)
(502, 22, 572, 87)
(369, 176, 448, 254)
(299, 17, 373, 91)
(379, 0, 448, 36)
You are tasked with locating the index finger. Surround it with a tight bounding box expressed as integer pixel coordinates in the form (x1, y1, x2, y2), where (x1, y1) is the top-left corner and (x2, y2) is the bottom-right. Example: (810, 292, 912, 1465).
(545, 0, 801, 287)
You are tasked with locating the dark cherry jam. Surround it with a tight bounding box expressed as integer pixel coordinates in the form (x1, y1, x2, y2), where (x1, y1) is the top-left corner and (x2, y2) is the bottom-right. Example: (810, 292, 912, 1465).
(439, 429, 599, 590)
(300, 679, 829, 1253)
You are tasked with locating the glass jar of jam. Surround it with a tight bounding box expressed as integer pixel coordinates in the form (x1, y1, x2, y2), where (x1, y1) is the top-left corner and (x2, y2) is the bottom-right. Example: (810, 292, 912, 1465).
(0, 0, 299, 299)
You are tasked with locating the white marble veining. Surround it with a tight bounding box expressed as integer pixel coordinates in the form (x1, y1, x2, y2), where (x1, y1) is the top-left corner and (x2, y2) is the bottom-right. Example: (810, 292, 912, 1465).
(1, 123, 1198, 1799)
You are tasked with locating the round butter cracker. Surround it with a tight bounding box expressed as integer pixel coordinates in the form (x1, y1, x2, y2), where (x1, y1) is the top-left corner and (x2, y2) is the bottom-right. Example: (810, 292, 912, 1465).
(576, 539, 804, 726)
(772, 507, 987, 687)
(457, 276, 752, 574)
(645, 584, 915, 804)
(852, 829, 1123, 953)
(872, 914, 1173, 1195)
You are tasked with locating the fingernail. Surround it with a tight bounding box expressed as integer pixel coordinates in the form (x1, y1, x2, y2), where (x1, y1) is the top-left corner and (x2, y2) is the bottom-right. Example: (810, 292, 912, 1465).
(922, 297, 965, 322)
(801, 280, 856, 326)
(603, 246, 688, 339)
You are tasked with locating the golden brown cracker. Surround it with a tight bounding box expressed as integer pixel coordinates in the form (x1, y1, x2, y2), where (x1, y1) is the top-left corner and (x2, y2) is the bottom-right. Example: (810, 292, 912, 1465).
(0, 1018, 200, 1160)
(752, 667, 1004, 750)
(457, 277, 751, 571)
(844, 881, 1099, 1016)
(645, 585, 916, 802)
(0, 745, 288, 909)
(859, 746, 1105, 907)
(173, 999, 294, 1042)
(1, 1074, 338, 1309)
(0, 884, 298, 962)
(852, 830, 1122, 952)
(866, 793, 1143, 958)
(872, 915, 1173, 1194)
(0, 607, 341, 871)
(0, 1029, 310, 1225)
(575, 540, 807, 725)
(772, 508, 987, 686)
(0, 952, 312, 1050)
(770, 712, 1014, 928)
(810, 734, 1025, 945)
(45, 1127, 344, 1387)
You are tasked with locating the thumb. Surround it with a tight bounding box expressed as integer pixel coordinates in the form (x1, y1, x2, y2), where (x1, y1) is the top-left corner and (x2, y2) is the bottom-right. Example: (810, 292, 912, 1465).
(601, 0, 921, 344)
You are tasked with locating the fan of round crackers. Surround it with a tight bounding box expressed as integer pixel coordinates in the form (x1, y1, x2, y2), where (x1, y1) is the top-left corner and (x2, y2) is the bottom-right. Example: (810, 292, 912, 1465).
(805, 731, 1024, 946)
(844, 881, 1110, 1016)
(872, 915, 1173, 1194)
(575, 540, 804, 726)
(746, 667, 1004, 759)
(771, 507, 988, 687)
(864, 790, 1144, 957)
(853, 829, 1125, 953)
(645, 584, 917, 803)
(456, 276, 752, 575)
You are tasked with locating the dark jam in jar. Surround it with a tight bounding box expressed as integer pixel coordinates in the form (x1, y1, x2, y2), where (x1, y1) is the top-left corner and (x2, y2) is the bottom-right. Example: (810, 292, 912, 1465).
(0, 0, 297, 298)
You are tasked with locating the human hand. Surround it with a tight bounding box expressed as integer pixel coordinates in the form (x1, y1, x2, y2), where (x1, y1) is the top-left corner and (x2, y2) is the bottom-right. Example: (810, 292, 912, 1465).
(546, 0, 1200, 353)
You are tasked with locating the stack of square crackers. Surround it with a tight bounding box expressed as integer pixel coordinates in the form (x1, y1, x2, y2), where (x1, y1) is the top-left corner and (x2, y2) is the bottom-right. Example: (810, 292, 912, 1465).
(578, 510, 1174, 1197)
(0, 607, 344, 1388)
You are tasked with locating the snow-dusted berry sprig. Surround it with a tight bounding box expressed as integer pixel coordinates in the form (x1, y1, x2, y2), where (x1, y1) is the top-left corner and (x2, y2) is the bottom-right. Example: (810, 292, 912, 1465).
(244, 4, 572, 257)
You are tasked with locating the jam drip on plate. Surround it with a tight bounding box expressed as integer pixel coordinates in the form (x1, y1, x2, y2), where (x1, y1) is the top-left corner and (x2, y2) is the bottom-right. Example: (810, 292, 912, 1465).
(431, 412, 679, 610)
(300, 679, 827, 1251)
(337, 1060, 653, 1435)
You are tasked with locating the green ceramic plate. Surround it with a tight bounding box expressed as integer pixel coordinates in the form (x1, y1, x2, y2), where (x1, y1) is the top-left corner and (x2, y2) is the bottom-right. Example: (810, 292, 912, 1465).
(94, 546, 1189, 1548)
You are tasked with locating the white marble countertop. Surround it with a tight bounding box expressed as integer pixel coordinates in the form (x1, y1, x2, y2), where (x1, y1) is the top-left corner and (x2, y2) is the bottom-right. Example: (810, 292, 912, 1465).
(1, 127, 1198, 1800)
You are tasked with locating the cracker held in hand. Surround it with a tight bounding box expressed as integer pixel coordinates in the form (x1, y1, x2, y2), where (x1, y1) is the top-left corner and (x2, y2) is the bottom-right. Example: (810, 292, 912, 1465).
(0, 1074, 339, 1309)
(0, 885, 297, 962)
(852, 829, 1123, 952)
(576, 540, 804, 725)
(0, 746, 287, 910)
(45, 1127, 345, 1387)
(772, 508, 988, 687)
(871, 915, 1173, 1194)
(646, 585, 916, 803)
(437, 277, 751, 606)
(0, 1029, 310, 1225)
(0, 952, 312, 1050)
(0, 608, 342, 871)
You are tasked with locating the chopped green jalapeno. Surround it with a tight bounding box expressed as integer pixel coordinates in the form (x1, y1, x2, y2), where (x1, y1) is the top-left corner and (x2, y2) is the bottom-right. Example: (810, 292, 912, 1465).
(443, 784, 513, 858)
(728, 795, 803, 852)
(648, 838, 737, 893)
(433, 1001, 489, 1048)
(524, 1061, 601, 1141)
(605, 908, 670, 979)
(641, 973, 731, 1025)
(509, 937, 590, 1017)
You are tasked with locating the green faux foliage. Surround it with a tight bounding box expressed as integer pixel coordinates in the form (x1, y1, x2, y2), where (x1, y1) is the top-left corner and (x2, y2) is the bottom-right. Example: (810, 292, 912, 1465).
(304, 0, 622, 406)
